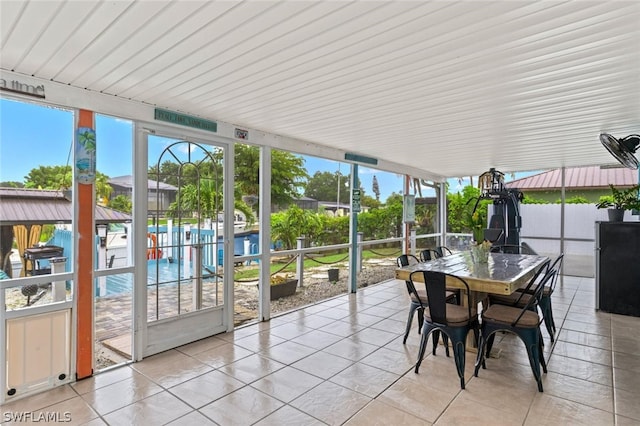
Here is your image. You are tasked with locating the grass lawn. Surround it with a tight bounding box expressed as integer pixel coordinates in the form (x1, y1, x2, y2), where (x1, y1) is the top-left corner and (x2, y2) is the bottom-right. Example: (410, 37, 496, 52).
(233, 247, 400, 281)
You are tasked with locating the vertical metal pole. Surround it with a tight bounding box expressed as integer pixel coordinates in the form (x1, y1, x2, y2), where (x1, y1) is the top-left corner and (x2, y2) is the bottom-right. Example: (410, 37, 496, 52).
(357, 232, 363, 272)
(296, 236, 305, 287)
(403, 175, 411, 253)
(192, 244, 202, 311)
(133, 125, 148, 361)
(560, 167, 566, 285)
(349, 164, 359, 293)
(98, 242, 107, 296)
(337, 163, 341, 213)
(125, 222, 133, 267)
(223, 143, 235, 330)
(167, 219, 173, 261)
(439, 182, 448, 247)
(51, 257, 68, 302)
(410, 229, 416, 256)
(258, 146, 272, 321)
(183, 225, 191, 279)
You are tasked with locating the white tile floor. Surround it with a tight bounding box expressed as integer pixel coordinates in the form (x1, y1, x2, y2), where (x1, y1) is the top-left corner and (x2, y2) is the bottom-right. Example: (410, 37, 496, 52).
(2, 275, 640, 425)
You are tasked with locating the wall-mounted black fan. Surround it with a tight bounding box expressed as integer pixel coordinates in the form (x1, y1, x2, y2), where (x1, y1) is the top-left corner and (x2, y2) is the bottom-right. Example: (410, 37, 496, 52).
(600, 133, 640, 169)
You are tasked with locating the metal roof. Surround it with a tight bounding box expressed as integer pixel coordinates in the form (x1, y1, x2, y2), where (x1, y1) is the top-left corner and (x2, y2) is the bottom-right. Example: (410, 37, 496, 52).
(1, 1, 639, 179)
(0, 187, 131, 225)
(109, 176, 178, 191)
(506, 166, 639, 190)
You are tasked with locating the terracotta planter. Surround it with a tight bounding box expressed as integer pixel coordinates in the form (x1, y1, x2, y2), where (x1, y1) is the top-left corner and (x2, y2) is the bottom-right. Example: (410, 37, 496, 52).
(270, 279, 298, 300)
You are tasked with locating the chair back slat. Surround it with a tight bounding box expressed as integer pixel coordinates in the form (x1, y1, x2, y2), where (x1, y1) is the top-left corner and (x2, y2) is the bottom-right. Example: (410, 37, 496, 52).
(512, 267, 555, 327)
(419, 249, 433, 262)
(398, 255, 423, 305)
(512, 258, 551, 305)
(546, 253, 564, 293)
(425, 271, 448, 323)
(410, 270, 471, 325)
(434, 246, 452, 258)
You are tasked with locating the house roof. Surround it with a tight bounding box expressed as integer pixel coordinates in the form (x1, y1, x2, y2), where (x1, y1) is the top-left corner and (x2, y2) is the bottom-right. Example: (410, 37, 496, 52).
(0, 187, 132, 226)
(506, 166, 639, 191)
(109, 176, 177, 191)
(1, 2, 639, 180)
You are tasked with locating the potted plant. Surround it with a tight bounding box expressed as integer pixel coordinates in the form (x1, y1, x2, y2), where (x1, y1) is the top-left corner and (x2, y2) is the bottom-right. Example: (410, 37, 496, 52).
(269, 273, 298, 300)
(595, 184, 640, 222)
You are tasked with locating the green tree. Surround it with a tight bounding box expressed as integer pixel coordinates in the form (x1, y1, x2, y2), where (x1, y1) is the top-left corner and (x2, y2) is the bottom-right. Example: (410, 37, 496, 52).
(0, 181, 24, 188)
(447, 185, 490, 240)
(361, 194, 381, 210)
(271, 205, 323, 250)
(556, 196, 588, 204)
(521, 195, 547, 204)
(382, 193, 405, 237)
(235, 145, 308, 208)
(24, 165, 112, 201)
(95, 172, 113, 204)
(24, 165, 72, 189)
(109, 195, 132, 213)
(167, 178, 255, 225)
(305, 171, 351, 203)
(149, 161, 214, 188)
(315, 214, 349, 245)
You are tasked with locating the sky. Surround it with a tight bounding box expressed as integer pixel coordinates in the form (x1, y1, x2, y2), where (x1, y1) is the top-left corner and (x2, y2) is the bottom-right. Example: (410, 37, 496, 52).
(0, 98, 537, 201)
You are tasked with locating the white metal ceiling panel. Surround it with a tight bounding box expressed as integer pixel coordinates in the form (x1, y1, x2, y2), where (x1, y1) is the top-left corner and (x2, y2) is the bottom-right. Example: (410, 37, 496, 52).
(10, 1, 97, 75)
(35, 1, 133, 80)
(1, 0, 638, 180)
(1, 1, 62, 69)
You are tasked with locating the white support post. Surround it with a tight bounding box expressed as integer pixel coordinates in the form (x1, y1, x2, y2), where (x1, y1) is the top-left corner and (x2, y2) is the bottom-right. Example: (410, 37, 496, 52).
(125, 222, 133, 266)
(51, 257, 68, 302)
(349, 164, 359, 293)
(167, 219, 173, 261)
(296, 236, 305, 287)
(410, 229, 417, 256)
(183, 224, 191, 279)
(244, 237, 251, 266)
(192, 244, 202, 311)
(439, 182, 448, 247)
(258, 146, 272, 321)
(98, 243, 106, 297)
(357, 232, 363, 272)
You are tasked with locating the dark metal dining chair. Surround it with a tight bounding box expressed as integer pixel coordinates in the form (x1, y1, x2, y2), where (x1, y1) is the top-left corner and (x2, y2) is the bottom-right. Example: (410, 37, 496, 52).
(434, 246, 453, 258)
(397, 254, 424, 344)
(489, 244, 537, 255)
(487, 258, 551, 309)
(516, 253, 564, 342)
(411, 270, 479, 389)
(418, 249, 437, 262)
(474, 264, 555, 392)
(397, 255, 457, 345)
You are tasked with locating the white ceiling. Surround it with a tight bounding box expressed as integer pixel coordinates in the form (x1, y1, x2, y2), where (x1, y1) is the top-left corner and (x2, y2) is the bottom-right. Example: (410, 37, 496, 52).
(1, 0, 639, 179)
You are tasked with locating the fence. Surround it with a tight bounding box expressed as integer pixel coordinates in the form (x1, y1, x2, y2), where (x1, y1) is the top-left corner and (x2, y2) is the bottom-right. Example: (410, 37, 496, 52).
(512, 204, 637, 277)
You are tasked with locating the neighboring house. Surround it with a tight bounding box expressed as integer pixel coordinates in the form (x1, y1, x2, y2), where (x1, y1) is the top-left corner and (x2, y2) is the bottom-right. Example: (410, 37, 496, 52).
(318, 201, 371, 216)
(505, 166, 638, 203)
(271, 196, 369, 216)
(108, 175, 178, 213)
(270, 196, 319, 213)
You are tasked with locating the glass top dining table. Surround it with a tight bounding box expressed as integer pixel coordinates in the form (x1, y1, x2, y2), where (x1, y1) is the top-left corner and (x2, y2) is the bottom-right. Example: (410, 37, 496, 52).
(395, 251, 549, 296)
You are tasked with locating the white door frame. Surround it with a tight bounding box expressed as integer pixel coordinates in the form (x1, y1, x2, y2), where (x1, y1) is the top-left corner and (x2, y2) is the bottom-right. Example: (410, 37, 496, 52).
(133, 122, 234, 359)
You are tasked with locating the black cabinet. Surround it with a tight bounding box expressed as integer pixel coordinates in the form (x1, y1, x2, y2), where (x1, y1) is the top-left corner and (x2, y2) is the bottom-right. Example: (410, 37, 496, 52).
(596, 222, 640, 316)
